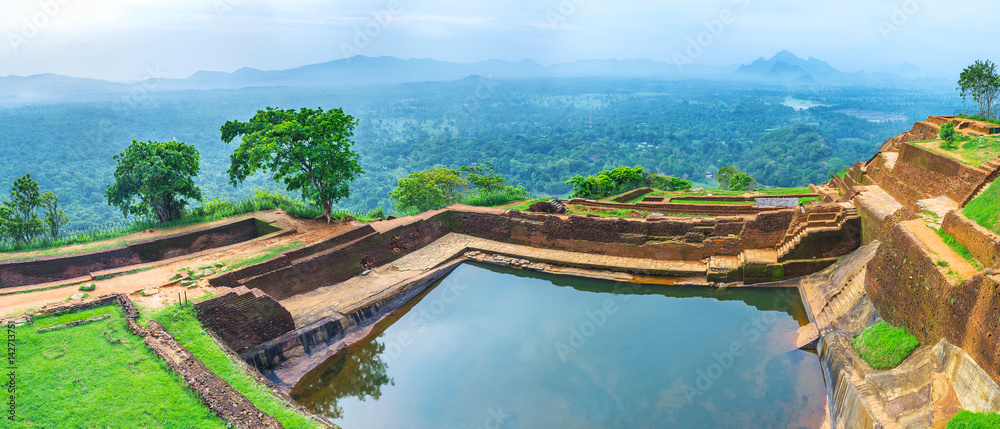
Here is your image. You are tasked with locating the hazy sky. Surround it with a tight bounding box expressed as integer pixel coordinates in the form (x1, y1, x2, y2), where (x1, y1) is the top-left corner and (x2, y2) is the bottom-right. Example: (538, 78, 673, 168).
(0, 0, 989, 81)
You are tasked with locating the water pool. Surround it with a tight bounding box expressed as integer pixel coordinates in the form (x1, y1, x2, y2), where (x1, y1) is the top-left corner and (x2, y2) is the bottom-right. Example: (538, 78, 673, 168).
(292, 262, 826, 428)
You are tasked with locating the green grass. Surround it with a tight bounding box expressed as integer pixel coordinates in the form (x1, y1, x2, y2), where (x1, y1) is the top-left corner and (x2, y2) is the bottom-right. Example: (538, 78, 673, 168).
(947, 410, 1000, 428)
(225, 241, 305, 270)
(0, 189, 378, 259)
(504, 198, 550, 211)
(140, 304, 325, 429)
(670, 199, 754, 205)
(915, 138, 1000, 168)
(964, 180, 1000, 234)
(798, 196, 822, 205)
(33, 304, 121, 329)
(851, 322, 920, 370)
(463, 187, 529, 207)
(936, 229, 984, 271)
(4, 304, 228, 428)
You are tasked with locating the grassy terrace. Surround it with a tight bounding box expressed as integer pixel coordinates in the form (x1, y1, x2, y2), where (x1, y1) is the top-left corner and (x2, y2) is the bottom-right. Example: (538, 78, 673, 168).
(912, 137, 1000, 169)
(0, 191, 380, 261)
(964, 180, 1000, 234)
(5, 304, 229, 428)
(140, 304, 326, 429)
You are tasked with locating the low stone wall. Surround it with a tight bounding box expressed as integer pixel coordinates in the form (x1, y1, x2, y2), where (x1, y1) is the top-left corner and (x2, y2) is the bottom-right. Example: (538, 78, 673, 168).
(882, 144, 988, 210)
(567, 198, 788, 216)
(194, 287, 295, 354)
(243, 212, 452, 300)
(210, 224, 375, 288)
(0, 217, 280, 288)
(612, 187, 653, 203)
(942, 211, 1000, 269)
(866, 221, 1000, 383)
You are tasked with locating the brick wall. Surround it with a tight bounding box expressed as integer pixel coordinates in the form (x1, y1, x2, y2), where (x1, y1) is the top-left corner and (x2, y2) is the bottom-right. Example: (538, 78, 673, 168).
(866, 221, 1000, 383)
(942, 211, 1000, 269)
(194, 286, 295, 354)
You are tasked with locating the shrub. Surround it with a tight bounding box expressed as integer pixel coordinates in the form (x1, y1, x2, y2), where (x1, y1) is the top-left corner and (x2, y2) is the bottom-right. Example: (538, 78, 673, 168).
(78, 283, 96, 292)
(851, 322, 919, 369)
(947, 410, 1000, 428)
(464, 186, 529, 207)
(940, 121, 957, 148)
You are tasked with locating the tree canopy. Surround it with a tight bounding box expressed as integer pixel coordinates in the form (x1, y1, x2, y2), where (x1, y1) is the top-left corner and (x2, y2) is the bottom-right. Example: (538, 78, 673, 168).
(0, 174, 45, 244)
(566, 166, 645, 199)
(221, 107, 364, 222)
(105, 140, 203, 223)
(958, 60, 1000, 119)
(389, 167, 468, 214)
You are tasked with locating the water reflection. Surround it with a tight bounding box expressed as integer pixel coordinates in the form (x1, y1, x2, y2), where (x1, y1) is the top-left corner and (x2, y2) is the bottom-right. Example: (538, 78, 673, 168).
(292, 338, 394, 419)
(291, 262, 826, 429)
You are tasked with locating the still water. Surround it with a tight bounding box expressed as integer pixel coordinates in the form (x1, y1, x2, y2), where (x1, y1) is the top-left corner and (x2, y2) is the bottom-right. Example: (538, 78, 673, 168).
(292, 263, 827, 429)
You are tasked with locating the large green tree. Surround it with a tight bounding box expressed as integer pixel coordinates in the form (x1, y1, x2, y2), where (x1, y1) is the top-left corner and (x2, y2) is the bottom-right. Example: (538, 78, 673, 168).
(389, 167, 468, 214)
(1, 174, 45, 244)
(221, 107, 364, 222)
(958, 60, 1000, 119)
(105, 140, 203, 223)
(41, 192, 68, 239)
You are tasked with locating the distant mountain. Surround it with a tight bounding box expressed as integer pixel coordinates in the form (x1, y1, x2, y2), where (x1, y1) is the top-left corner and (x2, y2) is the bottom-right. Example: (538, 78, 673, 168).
(733, 50, 948, 86)
(0, 53, 952, 105)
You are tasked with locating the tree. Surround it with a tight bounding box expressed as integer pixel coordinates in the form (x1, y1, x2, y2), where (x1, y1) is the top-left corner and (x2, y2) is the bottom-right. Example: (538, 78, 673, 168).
(389, 167, 468, 214)
(717, 165, 739, 191)
(1, 174, 44, 244)
(221, 107, 364, 223)
(460, 162, 506, 192)
(728, 172, 756, 192)
(105, 140, 203, 223)
(939, 121, 957, 148)
(41, 192, 68, 239)
(643, 171, 692, 191)
(958, 60, 1000, 119)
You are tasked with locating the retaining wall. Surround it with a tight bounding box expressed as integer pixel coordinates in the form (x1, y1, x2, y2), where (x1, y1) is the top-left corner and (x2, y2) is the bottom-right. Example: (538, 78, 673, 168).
(866, 221, 1000, 383)
(941, 211, 1000, 269)
(0, 217, 280, 288)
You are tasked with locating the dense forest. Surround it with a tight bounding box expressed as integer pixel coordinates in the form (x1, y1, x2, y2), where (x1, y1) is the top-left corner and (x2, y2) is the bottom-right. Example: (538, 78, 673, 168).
(0, 78, 960, 229)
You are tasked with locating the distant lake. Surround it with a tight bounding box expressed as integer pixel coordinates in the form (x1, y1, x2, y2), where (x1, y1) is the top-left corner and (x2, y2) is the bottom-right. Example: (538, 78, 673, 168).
(782, 97, 827, 110)
(835, 108, 908, 123)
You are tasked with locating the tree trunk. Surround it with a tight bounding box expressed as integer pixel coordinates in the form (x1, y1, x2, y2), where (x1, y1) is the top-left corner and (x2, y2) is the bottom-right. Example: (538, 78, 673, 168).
(314, 200, 334, 223)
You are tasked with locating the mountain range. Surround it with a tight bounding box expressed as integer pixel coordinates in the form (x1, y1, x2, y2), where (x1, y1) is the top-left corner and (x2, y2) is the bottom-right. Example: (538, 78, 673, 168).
(0, 51, 951, 104)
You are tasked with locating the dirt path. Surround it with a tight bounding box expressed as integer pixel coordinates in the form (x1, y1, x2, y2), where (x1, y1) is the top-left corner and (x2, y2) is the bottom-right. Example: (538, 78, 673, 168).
(900, 219, 979, 281)
(1, 210, 356, 317)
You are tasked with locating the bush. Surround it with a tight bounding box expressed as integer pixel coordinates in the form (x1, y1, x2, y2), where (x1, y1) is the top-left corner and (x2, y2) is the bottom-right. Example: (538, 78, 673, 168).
(940, 121, 957, 148)
(78, 283, 96, 292)
(851, 322, 919, 369)
(464, 186, 528, 207)
(947, 410, 1000, 428)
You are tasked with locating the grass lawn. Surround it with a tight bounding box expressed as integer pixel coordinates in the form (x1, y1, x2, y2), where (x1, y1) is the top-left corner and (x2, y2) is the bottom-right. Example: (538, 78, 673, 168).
(503, 198, 548, 211)
(964, 180, 1000, 234)
(5, 304, 228, 428)
(140, 304, 326, 429)
(948, 410, 1000, 428)
(915, 138, 1000, 169)
(225, 241, 306, 270)
(936, 229, 983, 271)
(851, 322, 919, 370)
(670, 199, 754, 205)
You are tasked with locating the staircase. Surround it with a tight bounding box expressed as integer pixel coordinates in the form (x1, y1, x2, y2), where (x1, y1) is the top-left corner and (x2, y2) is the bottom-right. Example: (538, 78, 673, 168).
(776, 204, 858, 261)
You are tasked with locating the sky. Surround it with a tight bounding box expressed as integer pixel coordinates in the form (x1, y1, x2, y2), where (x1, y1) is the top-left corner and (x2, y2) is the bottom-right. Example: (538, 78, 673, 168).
(0, 0, 990, 82)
